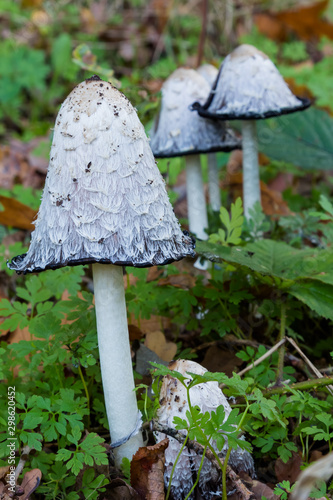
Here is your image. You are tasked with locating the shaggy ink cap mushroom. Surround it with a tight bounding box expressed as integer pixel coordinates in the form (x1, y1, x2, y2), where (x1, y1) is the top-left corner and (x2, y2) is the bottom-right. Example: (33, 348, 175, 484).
(193, 44, 311, 120)
(155, 359, 255, 499)
(192, 45, 311, 218)
(150, 68, 240, 240)
(150, 67, 239, 158)
(9, 75, 195, 274)
(8, 75, 195, 465)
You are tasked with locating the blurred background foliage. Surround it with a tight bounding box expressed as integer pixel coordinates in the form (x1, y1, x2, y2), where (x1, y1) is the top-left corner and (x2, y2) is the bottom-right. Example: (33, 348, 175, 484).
(1, 0, 333, 141)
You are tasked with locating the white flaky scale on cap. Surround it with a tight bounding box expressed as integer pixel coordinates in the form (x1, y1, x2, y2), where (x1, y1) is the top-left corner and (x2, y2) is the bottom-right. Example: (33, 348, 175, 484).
(192, 45, 311, 219)
(155, 359, 255, 500)
(150, 68, 240, 242)
(8, 76, 195, 466)
(9, 75, 195, 274)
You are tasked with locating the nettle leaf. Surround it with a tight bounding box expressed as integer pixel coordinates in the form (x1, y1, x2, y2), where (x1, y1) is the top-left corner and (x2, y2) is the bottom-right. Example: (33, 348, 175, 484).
(289, 282, 333, 320)
(257, 107, 333, 170)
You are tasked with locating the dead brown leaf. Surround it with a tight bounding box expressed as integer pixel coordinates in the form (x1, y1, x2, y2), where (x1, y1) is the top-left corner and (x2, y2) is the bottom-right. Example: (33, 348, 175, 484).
(239, 472, 279, 500)
(0, 139, 47, 190)
(226, 173, 291, 216)
(100, 478, 140, 500)
(144, 331, 177, 362)
(202, 345, 243, 376)
(158, 273, 195, 289)
(255, 0, 333, 41)
(19, 469, 42, 500)
(129, 324, 144, 342)
(275, 451, 303, 484)
(0, 196, 37, 231)
(131, 439, 169, 500)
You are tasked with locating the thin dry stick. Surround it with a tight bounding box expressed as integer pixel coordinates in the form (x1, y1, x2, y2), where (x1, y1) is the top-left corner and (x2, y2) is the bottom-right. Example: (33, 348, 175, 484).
(235, 338, 287, 379)
(196, 0, 208, 67)
(15, 445, 31, 481)
(286, 337, 333, 396)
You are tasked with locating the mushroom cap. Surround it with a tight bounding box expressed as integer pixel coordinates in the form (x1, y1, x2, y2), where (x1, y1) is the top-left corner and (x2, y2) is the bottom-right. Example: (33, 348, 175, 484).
(8, 76, 195, 274)
(149, 68, 240, 158)
(197, 63, 218, 87)
(193, 44, 311, 120)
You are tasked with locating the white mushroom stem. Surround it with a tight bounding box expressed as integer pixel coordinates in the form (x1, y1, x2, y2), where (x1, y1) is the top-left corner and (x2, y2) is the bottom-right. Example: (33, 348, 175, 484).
(241, 120, 261, 219)
(185, 154, 208, 240)
(207, 153, 221, 212)
(92, 263, 143, 465)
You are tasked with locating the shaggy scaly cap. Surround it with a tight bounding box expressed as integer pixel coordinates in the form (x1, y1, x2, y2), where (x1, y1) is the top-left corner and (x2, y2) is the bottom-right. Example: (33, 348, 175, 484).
(193, 44, 311, 120)
(150, 68, 240, 158)
(9, 76, 195, 273)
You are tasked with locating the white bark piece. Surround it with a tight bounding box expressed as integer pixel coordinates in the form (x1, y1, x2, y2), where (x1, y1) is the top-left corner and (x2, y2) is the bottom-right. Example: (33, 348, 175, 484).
(196, 44, 309, 120)
(93, 263, 143, 464)
(150, 68, 240, 158)
(242, 120, 261, 218)
(9, 76, 195, 273)
(155, 359, 254, 500)
(185, 155, 208, 240)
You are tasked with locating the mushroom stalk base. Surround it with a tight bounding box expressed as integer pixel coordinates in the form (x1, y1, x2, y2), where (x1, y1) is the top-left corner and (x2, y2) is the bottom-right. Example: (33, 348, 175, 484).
(93, 263, 143, 465)
(185, 154, 208, 240)
(241, 120, 261, 219)
(207, 153, 221, 212)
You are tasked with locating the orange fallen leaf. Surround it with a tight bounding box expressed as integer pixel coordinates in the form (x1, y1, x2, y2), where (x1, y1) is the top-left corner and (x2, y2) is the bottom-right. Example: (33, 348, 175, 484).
(144, 331, 177, 362)
(255, 0, 333, 41)
(0, 196, 37, 231)
(225, 172, 291, 216)
(131, 439, 169, 500)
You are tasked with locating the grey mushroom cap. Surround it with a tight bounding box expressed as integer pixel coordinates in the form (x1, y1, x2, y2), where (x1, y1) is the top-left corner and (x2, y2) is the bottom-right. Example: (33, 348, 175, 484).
(197, 63, 218, 87)
(149, 68, 241, 158)
(193, 44, 311, 121)
(8, 76, 195, 274)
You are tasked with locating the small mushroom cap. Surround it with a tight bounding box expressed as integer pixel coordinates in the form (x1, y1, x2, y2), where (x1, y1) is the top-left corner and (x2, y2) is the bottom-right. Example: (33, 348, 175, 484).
(8, 76, 195, 274)
(193, 44, 311, 120)
(197, 63, 218, 87)
(150, 68, 240, 158)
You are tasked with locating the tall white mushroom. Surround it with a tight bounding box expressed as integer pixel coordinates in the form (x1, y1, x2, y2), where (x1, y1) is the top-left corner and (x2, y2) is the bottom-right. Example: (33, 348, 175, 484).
(8, 76, 195, 465)
(192, 45, 311, 219)
(150, 68, 240, 240)
(197, 64, 222, 213)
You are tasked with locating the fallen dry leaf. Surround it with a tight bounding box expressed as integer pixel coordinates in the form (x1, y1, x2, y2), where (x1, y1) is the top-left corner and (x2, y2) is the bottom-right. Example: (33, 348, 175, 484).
(144, 331, 177, 362)
(131, 439, 169, 500)
(225, 173, 291, 216)
(239, 472, 280, 500)
(202, 345, 243, 376)
(158, 273, 195, 289)
(0, 196, 37, 231)
(275, 451, 302, 484)
(129, 324, 144, 341)
(101, 478, 140, 500)
(255, 0, 333, 41)
(19, 469, 42, 500)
